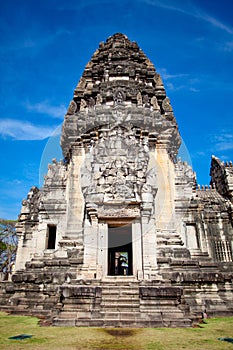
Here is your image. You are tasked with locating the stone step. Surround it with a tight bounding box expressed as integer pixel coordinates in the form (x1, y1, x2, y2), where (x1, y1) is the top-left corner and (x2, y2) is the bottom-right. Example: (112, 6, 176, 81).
(101, 303, 139, 310)
(101, 295, 139, 301)
(100, 279, 139, 285)
(101, 298, 139, 304)
(53, 318, 76, 326)
(49, 310, 194, 328)
(62, 307, 96, 312)
(58, 311, 77, 319)
(140, 301, 181, 308)
(103, 311, 142, 320)
(101, 307, 139, 313)
(101, 285, 139, 291)
(101, 291, 139, 297)
(53, 317, 161, 328)
(100, 286, 139, 291)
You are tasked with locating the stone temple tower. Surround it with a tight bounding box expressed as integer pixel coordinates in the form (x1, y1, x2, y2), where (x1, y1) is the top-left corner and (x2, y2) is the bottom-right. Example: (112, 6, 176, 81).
(1, 33, 233, 327)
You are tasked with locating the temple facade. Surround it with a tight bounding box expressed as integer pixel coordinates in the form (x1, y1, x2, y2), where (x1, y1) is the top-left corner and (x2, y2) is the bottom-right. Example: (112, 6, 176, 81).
(1, 33, 233, 327)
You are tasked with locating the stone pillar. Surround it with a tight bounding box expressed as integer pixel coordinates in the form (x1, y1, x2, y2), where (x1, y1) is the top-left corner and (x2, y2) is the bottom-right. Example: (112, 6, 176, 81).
(141, 216, 158, 279)
(196, 221, 208, 253)
(132, 219, 143, 279)
(155, 144, 185, 246)
(97, 223, 108, 278)
(82, 214, 98, 279)
(155, 144, 175, 230)
(14, 228, 26, 270)
(35, 222, 48, 252)
(15, 222, 39, 270)
(202, 219, 212, 258)
(64, 144, 85, 243)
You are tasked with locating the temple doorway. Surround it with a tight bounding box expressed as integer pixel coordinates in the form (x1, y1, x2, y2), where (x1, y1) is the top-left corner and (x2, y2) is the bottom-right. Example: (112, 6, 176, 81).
(108, 224, 133, 276)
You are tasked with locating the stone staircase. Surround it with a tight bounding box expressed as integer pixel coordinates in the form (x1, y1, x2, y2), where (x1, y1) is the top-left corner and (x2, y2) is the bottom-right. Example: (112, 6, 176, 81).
(53, 279, 194, 327)
(99, 281, 141, 327)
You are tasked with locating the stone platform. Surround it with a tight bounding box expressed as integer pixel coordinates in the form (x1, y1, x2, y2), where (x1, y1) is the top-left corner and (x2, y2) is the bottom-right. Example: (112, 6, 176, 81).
(0, 252, 232, 327)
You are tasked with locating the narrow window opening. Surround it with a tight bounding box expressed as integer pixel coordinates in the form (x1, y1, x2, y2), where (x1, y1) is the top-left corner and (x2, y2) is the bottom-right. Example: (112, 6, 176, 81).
(47, 225, 56, 249)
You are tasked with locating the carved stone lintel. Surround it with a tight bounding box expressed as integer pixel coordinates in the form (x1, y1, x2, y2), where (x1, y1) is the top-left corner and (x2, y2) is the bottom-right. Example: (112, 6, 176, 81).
(97, 205, 140, 219)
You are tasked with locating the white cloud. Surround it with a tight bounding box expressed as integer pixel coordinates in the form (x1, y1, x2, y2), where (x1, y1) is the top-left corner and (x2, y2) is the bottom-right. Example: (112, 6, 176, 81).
(142, 0, 192, 15)
(158, 67, 199, 92)
(224, 41, 233, 52)
(189, 87, 199, 93)
(165, 82, 186, 92)
(142, 0, 233, 35)
(196, 151, 206, 157)
(198, 12, 233, 35)
(212, 132, 233, 151)
(192, 132, 233, 160)
(0, 119, 57, 140)
(25, 100, 66, 119)
(0, 28, 72, 54)
(158, 68, 189, 80)
(215, 142, 233, 151)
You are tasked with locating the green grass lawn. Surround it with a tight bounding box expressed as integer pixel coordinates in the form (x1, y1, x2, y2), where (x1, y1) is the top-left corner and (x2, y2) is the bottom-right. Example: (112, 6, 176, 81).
(0, 312, 232, 350)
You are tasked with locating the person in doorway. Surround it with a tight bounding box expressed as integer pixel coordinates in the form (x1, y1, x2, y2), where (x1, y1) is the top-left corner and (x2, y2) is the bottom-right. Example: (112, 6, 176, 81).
(119, 254, 128, 275)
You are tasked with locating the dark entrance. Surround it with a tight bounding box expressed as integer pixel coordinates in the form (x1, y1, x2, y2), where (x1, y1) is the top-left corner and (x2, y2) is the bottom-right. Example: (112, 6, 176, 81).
(108, 224, 133, 276)
(47, 225, 56, 249)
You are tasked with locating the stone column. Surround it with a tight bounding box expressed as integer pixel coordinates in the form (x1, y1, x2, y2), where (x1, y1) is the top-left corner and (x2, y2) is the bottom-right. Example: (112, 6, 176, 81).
(155, 144, 175, 230)
(97, 223, 108, 279)
(82, 214, 99, 279)
(132, 219, 143, 279)
(141, 215, 158, 279)
(64, 144, 85, 243)
(14, 227, 27, 270)
(196, 221, 208, 253)
(155, 144, 185, 246)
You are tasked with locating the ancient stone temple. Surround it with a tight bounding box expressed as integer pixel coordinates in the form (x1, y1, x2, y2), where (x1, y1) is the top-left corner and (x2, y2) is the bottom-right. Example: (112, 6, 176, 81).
(1, 33, 233, 327)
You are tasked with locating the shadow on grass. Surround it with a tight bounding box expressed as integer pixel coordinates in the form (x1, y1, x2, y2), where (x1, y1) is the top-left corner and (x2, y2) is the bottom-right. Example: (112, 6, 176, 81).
(1, 312, 233, 350)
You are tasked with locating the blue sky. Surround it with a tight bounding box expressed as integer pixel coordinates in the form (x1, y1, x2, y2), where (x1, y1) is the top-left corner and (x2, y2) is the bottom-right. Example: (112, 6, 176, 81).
(0, 0, 233, 219)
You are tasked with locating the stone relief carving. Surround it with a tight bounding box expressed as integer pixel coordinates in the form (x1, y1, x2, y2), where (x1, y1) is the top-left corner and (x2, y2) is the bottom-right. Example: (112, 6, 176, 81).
(114, 90, 125, 105)
(88, 97, 95, 109)
(143, 94, 150, 108)
(137, 92, 143, 106)
(80, 99, 87, 111)
(67, 100, 77, 115)
(98, 205, 140, 218)
(155, 74, 163, 87)
(77, 77, 86, 89)
(81, 126, 158, 219)
(162, 97, 173, 112)
(96, 93, 103, 106)
(19, 186, 40, 220)
(151, 96, 160, 111)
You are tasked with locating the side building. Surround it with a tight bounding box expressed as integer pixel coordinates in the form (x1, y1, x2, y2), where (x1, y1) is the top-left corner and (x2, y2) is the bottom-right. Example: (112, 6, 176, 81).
(1, 33, 233, 327)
